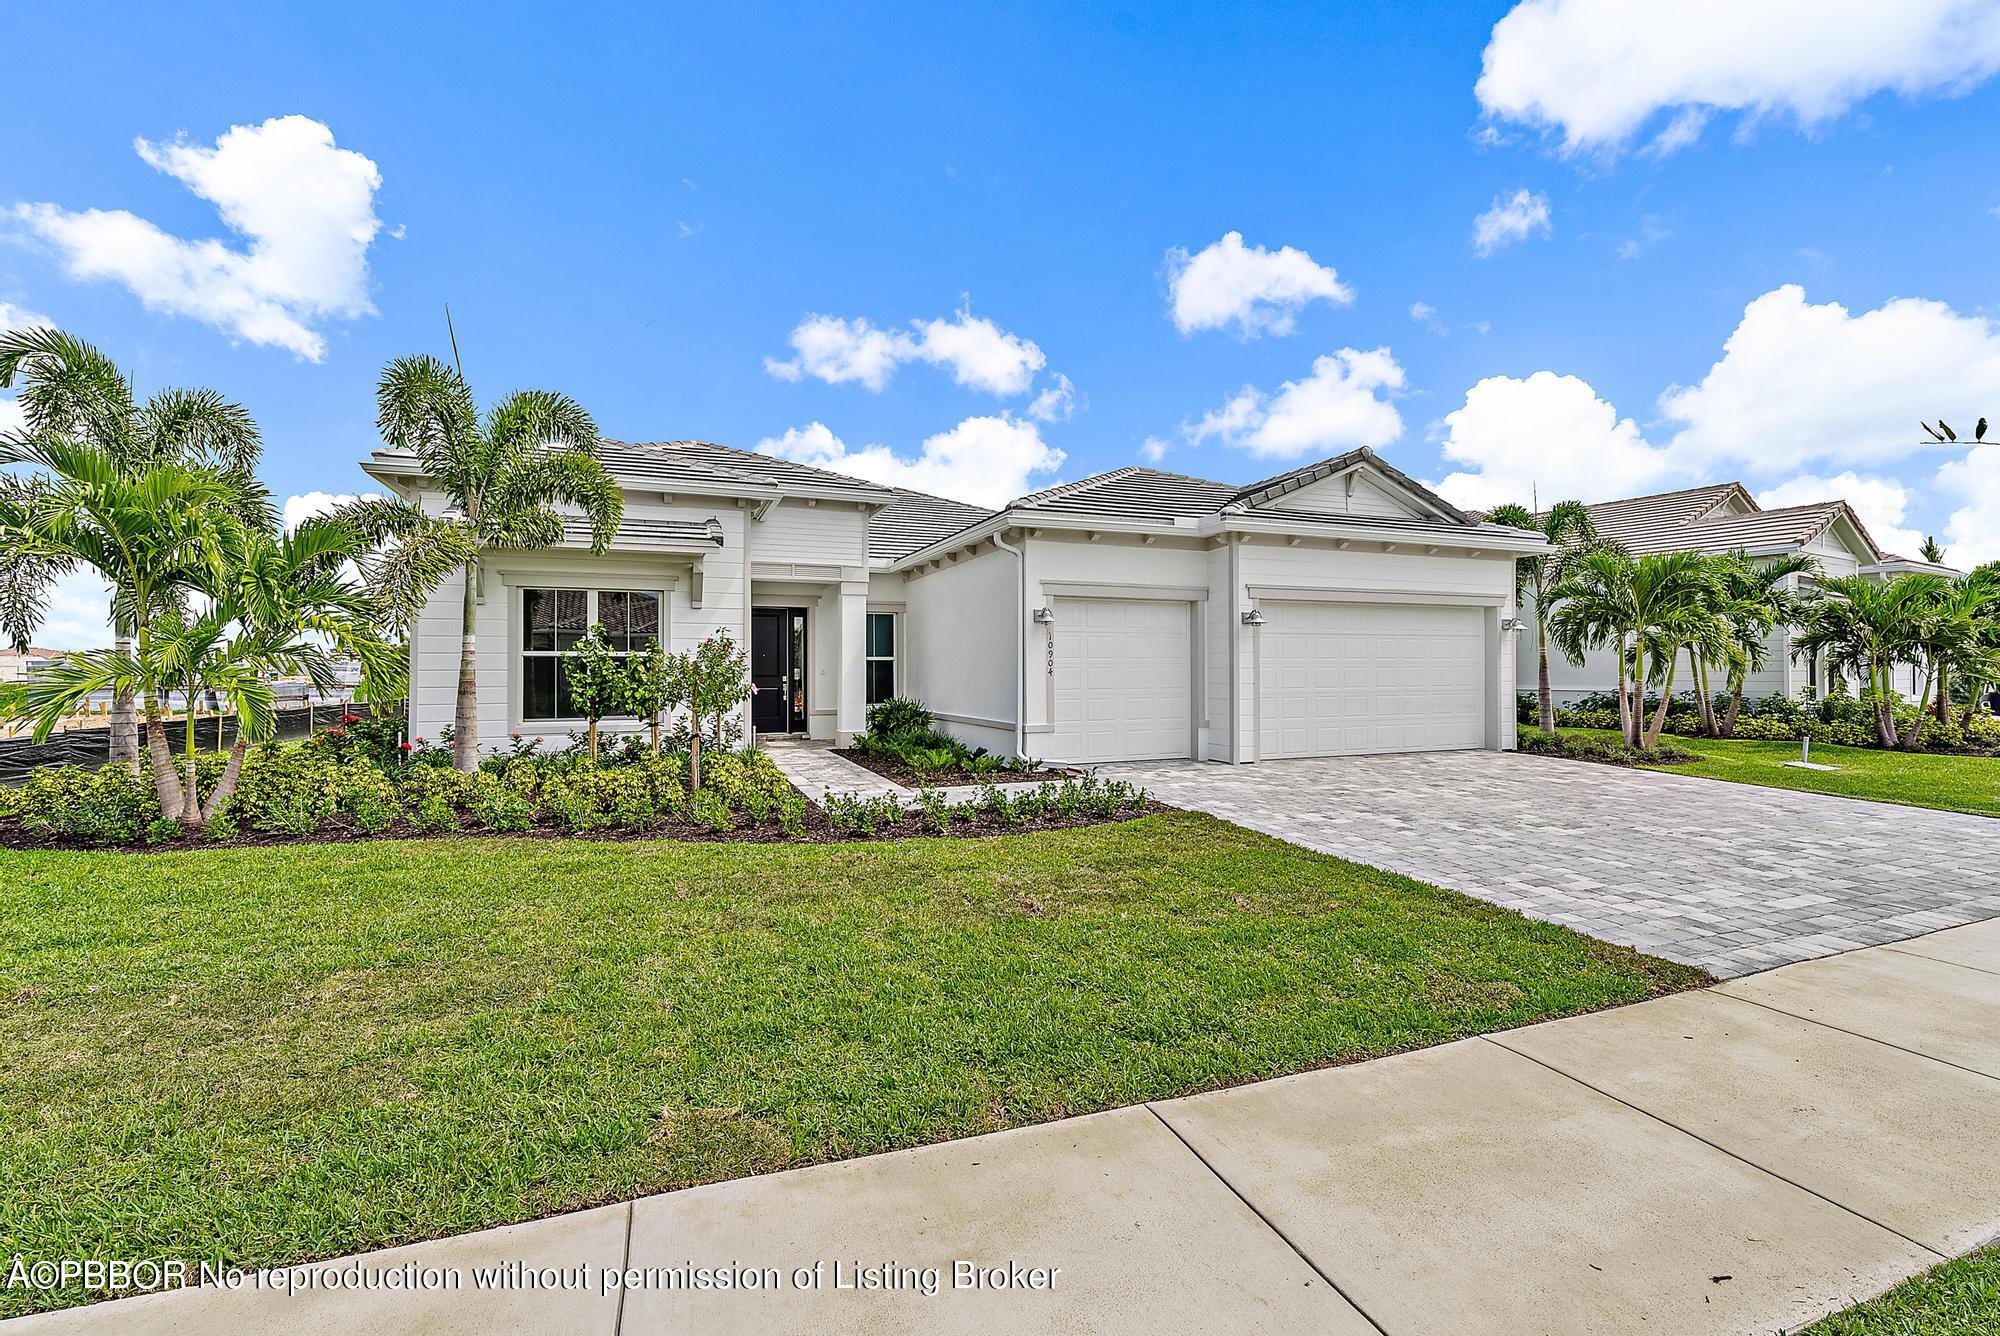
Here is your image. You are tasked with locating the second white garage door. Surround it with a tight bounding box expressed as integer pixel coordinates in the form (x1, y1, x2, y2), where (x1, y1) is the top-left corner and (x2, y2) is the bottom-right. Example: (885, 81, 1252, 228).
(1259, 601, 1485, 758)
(1050, 597, 1193, 762)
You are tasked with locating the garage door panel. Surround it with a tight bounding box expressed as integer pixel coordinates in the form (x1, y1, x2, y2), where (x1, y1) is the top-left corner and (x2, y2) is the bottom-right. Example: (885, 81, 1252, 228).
(1258, 601, 1485, 758)
(1049, 598, 1193, 762)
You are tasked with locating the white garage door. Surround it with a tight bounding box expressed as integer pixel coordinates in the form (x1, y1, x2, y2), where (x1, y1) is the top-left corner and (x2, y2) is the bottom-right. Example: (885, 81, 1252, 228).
(1259, 601, 1485, 758)
(1050, 598, 1193, 762)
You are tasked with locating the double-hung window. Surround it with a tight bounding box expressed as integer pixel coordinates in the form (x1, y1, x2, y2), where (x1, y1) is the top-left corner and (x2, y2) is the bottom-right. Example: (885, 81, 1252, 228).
(522, 587, 662, 720)
(865, 611, 897, 705)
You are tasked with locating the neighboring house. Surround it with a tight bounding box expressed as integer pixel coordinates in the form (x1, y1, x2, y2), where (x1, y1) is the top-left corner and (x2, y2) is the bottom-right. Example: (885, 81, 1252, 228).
(1518, 483, 1957, 705)
(0, 647, 64, 684)
(365, 441, 1546, 764)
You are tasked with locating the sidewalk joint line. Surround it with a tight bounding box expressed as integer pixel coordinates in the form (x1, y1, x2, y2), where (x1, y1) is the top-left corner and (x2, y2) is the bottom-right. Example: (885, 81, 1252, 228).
(1877, 945, 2000, 979)
(612, 1201, 634, 1336)
(1143, 1103, 1392, 1336)
(1481, 1037, 1948, 1260)
(1715, 990, 2000, 1085)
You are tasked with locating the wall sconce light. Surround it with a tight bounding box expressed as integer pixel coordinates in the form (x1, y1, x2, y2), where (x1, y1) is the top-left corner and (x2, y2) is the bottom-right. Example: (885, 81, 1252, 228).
(1031, 607, 1057, 624)
(1241, 609, 1267, 626)
(1500, 617, 1521, 632)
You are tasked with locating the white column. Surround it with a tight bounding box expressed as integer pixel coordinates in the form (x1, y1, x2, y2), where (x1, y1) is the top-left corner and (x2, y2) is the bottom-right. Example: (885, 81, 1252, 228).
(836, 577, 869, 745)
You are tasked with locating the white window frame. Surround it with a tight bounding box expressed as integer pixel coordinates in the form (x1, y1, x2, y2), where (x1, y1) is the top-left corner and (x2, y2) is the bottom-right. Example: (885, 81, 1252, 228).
(517, 584, 667, 728)
(864, 609, 899, 706)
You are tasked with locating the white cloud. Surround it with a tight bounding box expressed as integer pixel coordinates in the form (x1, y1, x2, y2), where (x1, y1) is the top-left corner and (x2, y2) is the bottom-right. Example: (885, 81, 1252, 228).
(762, 314, 908, 391)
(1472, 189, 1553, 257)
(1433, 371, 1676, 510)
(1138, 436, 1169, 464)
(1939, 444, 2000, 567)
(1409, 301, 1448, 335)
(908, 309, 1046, 395)
(763, 306, 1048, 397)
(756, 416, 1063, 509)
(9, 116, 383, 360)
(1659, 285, 2000, 473)
(1477, 0, 2000, 154)
(1026, 372, 1078, 422)
(282, 490, 380, 532)
(1165, 232, 1353, 338)
(1759, 472, 1927, 557)
(1188, 348, 1405, 460)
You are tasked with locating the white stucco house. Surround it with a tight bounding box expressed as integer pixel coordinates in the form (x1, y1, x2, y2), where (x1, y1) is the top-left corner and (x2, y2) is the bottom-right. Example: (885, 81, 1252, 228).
(364, 440, 1548, 764)
(1518, 482, 1958, 705)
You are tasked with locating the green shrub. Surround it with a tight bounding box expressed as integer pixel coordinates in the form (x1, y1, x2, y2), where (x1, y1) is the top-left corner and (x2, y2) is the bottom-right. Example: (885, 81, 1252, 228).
(865, 697, 933, 739)
(819, 791, 905, 836)
(470, 773, 534, 833)
(1518, 727, 1692, 766)
(688, 789, 734, 832)
(11, 763, 163, 846)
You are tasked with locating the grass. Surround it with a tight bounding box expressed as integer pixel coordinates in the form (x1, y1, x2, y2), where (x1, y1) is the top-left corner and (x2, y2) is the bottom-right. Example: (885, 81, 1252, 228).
(1794, 1247, 2000, 1334)
(1552, 728, 2000, 818)
(0, 813, 1704, 1317)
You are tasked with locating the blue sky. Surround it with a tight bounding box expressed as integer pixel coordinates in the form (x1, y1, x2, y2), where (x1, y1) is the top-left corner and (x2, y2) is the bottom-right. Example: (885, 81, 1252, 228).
(7, 2, 2000, 645)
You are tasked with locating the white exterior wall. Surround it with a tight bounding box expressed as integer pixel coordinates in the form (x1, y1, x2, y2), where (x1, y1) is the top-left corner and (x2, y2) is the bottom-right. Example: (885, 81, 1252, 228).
(407, 497, 750, 755)
(899, 545, 1021, 755)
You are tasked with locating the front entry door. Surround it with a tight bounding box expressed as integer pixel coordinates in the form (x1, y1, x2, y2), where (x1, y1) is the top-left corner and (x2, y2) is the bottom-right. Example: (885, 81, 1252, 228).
(750, 607, 809, 733)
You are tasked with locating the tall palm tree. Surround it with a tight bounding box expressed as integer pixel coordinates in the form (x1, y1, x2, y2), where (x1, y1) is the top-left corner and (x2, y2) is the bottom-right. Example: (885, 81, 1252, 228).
(1546, 548, 1640, 743)
(1791, 574, 1944, 748)
(0, 327, 264, 766)
(1486, 499, 1601, 734)
(1955, 562, 2000, 726)
(329, 355, 621, 770)
(15, 517, 400, 828)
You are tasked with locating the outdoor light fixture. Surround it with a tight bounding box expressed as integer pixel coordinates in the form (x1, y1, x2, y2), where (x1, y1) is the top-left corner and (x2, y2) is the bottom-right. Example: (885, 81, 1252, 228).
(1500, 616, 1521, 632)
(1032, 607, 1057, 624)
(1241, 609, 1266, 626)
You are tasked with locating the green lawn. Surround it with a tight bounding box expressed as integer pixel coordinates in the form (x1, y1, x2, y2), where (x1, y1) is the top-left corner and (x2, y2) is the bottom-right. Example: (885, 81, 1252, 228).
(1558, 728, 2000, 818)
(1795, 1248, 2000, 1334)
(0, 813, 1703, 1317)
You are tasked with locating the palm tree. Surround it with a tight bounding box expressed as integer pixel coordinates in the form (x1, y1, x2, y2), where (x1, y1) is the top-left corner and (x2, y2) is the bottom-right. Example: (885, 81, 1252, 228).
(14, 517, 399, 829)
(1486, 499, 1601, 734)
(1955, 562, 2000, 727)
(1906, 568, 1999, 741)
(329, 355, 621, 770)
(1921, 535, 1947, 565)
(0, 435, 242, 798)
(1706, 551, 1818, 736)
(0, 328, 264, 766)
(1546, 548, 1640, 743)
(1548, 549, 1724, 749)
(1791, 574, 1945, 748)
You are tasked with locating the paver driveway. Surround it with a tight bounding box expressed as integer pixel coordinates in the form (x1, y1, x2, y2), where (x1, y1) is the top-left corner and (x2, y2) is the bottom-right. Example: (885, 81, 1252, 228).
(1102, 751, 2000, 977)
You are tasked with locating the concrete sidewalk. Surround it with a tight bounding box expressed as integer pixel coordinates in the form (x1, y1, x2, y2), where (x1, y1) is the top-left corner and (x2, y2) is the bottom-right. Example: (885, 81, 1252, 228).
(14, 921, 2000, 1335)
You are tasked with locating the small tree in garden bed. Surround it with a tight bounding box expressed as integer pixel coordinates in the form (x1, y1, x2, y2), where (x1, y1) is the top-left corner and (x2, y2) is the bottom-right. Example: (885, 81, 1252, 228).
(664, 633, 751, 791)
(564, 625, 628, 761)
(624, 644, 670, 754)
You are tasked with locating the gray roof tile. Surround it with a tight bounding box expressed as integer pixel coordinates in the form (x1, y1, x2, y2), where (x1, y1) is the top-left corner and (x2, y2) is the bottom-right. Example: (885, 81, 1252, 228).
(869, 488, 993, 561)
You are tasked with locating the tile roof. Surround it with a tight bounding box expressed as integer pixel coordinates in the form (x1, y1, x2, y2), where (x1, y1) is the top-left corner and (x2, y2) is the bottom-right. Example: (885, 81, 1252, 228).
(1010, 467, 1238, 518)
(868, 487, 993, 561)
(369, 439, 896, 502)
(1571, 483, 1884, 560)
(1228, 447, 1473, 524)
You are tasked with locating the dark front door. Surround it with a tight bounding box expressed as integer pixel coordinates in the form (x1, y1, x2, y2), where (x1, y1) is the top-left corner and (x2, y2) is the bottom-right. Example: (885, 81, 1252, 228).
(750, 607, 808, 733)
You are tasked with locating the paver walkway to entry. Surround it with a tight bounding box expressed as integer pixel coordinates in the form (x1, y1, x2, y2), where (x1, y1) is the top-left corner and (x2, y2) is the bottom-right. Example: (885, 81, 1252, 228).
(1103, 751, 2000, 977)
(18, 920, 2000, 1335)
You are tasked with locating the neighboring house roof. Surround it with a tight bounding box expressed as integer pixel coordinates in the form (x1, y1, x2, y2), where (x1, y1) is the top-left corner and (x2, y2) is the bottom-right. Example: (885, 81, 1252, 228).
(868, 487, 994, 562)
(1568, 483, 1889, 562)
(0, 647, 62, 659)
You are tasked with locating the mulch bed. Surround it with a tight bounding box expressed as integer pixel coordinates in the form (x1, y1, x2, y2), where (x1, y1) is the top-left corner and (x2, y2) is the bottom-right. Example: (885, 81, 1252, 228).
(832, 749, 1083, 787)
